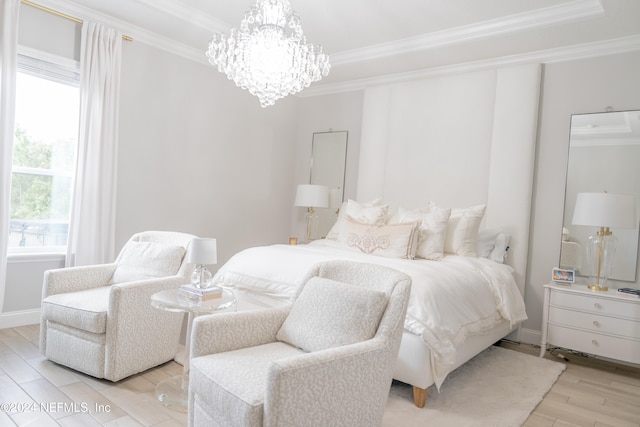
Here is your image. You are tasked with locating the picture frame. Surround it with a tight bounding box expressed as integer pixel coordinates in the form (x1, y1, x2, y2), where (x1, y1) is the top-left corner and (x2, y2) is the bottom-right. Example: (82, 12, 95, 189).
(552, 267, 574, 284)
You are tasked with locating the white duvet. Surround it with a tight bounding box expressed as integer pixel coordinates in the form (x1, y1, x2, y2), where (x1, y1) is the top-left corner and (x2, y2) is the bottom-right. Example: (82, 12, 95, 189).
(212, 239, 527, 384)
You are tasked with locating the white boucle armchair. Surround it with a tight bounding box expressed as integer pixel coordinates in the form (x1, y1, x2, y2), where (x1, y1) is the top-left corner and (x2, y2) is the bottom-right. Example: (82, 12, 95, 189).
(188, 260, 411, 427)
(40, 230, 196, 381)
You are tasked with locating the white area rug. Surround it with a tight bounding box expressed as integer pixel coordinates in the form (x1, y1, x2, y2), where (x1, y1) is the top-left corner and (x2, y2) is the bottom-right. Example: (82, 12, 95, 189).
(383, 345, 566, 427)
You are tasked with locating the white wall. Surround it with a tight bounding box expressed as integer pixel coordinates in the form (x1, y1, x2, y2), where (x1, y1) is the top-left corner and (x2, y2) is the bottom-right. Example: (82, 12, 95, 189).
(116, 41, 299, 267)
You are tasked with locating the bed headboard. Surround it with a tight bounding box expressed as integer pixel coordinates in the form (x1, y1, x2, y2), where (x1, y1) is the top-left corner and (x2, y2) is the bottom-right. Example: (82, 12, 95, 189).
(355, 64, 541, 297)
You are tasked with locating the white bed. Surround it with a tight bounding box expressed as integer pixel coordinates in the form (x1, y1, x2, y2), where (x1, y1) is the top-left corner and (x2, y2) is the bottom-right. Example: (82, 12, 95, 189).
(212, 230, 527, 407)
(214, 63, 541, 407)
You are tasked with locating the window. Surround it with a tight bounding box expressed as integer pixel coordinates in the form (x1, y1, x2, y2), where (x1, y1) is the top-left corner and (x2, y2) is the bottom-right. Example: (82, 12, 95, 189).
(8, 54, 80, 253)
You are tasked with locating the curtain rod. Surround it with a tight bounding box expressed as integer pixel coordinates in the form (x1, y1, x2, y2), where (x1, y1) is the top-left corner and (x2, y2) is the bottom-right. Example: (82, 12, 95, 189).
(20, 0, 133, 41)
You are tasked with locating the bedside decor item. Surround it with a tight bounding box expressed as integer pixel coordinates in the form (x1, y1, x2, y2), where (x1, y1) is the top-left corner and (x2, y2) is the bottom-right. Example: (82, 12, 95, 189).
(178, 283, 223, 303)
(572, 192, 637, 291)
(552, 267, 574, 284)
(188, 238, 218, 289)
(617, 287, 640, 299)
(205, 0, 330, 107)
(295, 184, 328, 242)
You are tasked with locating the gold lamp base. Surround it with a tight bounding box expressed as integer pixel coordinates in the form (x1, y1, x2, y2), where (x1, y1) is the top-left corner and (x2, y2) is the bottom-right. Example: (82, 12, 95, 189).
(587, 284, 608, 292)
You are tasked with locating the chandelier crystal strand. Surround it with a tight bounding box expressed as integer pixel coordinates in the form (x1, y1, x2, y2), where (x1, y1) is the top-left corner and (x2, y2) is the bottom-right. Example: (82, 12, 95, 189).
(206, 0, 330, 107)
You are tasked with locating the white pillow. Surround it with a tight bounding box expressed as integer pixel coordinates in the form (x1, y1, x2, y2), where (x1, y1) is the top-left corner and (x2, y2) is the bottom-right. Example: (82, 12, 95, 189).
(338, 216, 418, 259)
(476, 229, 498, 258)
(112, 241, 186, 284)
(326, 198, 387, 240)
(490, 232, 511, 263)
(476, 229, 510, 263)
(390, 206, 451, 260)
(430, 202, 486, 257)
(276, 277, 388, 352)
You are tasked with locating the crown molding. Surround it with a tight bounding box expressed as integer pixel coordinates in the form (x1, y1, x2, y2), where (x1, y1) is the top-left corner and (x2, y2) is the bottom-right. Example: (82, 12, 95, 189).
(23, 0, 209, 63)
(331, 0, 604, 66)
(299, 35, 640, 98)
(132, 0, 229, 34)
(27, 0, 637, 100)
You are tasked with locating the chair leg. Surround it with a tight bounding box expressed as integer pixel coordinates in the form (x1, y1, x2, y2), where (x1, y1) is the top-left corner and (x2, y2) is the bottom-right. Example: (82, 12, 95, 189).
(412, 386, 428, 408)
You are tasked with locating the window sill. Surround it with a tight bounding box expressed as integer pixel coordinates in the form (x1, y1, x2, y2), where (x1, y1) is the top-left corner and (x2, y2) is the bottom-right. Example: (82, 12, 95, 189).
(6, 252, 66, 264)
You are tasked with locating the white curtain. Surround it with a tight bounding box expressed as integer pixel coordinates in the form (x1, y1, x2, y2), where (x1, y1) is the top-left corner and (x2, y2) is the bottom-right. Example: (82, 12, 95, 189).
(66, 22, 122, 267)
(0, 0, 20, 317)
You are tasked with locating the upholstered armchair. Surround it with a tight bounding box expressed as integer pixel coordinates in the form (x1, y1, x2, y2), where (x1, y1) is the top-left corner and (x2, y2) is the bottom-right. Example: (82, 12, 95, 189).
(188, 260, 411, 427)
(40, 231, 196, 381)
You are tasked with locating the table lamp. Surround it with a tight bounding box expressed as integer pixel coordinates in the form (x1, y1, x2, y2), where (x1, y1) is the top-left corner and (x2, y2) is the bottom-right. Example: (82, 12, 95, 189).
(187, 237, 217, 288)
(295, 184, 329, 242)
(572, 192, 637, 291)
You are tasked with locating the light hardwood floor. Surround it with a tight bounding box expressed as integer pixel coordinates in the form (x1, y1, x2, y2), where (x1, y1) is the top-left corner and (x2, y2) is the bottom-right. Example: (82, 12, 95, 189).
(1, 325, 639, 426)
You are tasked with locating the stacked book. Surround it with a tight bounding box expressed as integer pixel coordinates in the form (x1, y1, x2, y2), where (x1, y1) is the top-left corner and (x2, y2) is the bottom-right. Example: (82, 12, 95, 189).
(179, 284, 223, 303)
(617, 288, 640, 299)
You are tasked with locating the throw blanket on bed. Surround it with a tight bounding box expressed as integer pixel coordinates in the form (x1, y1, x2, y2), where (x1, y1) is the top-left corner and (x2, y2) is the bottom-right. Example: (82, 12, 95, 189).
(212, 239, 527, 387)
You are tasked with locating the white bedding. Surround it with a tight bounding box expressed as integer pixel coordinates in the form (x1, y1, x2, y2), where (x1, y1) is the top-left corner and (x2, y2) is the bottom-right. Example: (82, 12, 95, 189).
(212, 239, 527, 386)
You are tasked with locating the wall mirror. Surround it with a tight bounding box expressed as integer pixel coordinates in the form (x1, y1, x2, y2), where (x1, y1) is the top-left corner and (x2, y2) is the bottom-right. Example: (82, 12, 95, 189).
(310, 131, 348, 238)
(560, 110, 640, 282)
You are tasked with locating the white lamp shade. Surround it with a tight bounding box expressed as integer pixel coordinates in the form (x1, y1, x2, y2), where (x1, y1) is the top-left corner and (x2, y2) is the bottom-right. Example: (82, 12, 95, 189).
(294, 184, 329, 208)
(187, 238, 217, 265)
(572, 192, 637, 229)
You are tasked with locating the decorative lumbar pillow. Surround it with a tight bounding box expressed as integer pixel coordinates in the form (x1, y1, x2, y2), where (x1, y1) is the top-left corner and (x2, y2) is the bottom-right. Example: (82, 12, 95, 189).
(338, 216, 418, 259)
(430, 202, 486, 257)
(390, 205, 451, 260)
(111, 241, 186, 284)
(276, 277, 388, 352)
(325, 198, 387, 240)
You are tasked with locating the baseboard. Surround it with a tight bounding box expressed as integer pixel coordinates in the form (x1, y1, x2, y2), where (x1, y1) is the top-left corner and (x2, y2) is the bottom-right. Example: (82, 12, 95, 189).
(517, 327, 542, 346)
(0, 308, 40, 329)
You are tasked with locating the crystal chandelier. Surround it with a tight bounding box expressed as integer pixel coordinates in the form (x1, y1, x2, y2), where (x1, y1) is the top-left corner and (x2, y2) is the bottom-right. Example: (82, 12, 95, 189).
(206, 0, 330, 108)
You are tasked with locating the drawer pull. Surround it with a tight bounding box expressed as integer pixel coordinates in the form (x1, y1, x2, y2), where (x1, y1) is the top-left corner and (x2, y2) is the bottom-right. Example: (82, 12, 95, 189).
(592, 339, 599, 346)
(593, 303, 601, 309)
(592, 321, 600, 327)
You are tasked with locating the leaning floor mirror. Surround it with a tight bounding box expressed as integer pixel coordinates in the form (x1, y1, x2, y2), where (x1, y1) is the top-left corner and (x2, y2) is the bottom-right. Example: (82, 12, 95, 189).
(310, 131, 348, 239)
(560, 110, 640, 284)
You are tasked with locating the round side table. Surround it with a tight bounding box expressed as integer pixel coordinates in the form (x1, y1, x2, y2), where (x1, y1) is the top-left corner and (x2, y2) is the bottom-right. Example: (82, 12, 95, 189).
(150, 287, 236, 406)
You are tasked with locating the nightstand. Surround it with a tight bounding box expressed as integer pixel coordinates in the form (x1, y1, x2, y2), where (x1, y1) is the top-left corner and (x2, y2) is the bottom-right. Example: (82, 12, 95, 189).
(540, 282, 640, 364)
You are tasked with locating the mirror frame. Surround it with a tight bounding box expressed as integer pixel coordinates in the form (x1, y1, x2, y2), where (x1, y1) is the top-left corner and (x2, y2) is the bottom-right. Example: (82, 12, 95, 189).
(310, 131, 348, 238)
(560, 110, 640, 282)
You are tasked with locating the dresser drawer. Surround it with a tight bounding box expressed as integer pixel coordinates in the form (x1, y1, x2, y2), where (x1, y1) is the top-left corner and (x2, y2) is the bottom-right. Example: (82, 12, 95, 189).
(550, 291, 640, 319)
(548, 324, 640, 364)
(548, 306, 640, 339)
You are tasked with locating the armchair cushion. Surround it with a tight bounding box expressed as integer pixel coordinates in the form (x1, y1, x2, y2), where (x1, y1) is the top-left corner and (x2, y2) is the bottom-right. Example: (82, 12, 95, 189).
(41, 286, 111, 333)
(191, 342, 305, 427)
(111, 241, 186, 284)
(276, 277, 387, 352)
